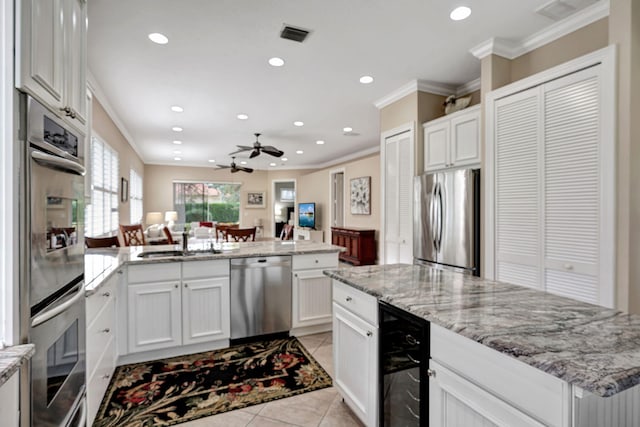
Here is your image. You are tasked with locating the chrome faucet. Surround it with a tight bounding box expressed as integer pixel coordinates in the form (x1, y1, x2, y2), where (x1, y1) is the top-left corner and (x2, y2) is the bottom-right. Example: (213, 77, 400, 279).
(182, 231, 189, 252)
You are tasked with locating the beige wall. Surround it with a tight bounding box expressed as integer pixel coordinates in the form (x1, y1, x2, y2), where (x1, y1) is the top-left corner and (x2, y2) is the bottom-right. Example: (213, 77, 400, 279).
(91, 98, 144, 224)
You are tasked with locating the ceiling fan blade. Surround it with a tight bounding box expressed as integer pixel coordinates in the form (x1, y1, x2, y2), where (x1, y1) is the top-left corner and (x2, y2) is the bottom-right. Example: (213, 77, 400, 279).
(216, 164, 232, 169)
(249, 149, 260, 158)
(261, 146, 284, 157)
(229, 147, 251, 155)
(238, 166, 254, 173)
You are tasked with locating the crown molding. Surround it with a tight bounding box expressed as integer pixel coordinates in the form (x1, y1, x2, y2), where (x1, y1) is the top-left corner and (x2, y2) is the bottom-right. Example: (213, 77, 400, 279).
(470, 0, 610, 60)
(312, 145, 380, 169)
(374, 79, 456, 109)
(456, 77, 481, 96)
(86, 70, 145, 161)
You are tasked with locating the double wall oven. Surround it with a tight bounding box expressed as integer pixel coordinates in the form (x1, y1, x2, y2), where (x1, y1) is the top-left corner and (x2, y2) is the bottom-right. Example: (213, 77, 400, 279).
(20, 95, 87, 427)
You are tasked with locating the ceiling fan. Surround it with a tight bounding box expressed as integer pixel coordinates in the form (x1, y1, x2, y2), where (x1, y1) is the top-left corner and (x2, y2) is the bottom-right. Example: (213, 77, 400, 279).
(230, 133, 284, 158)
(216, 157, 253, 173)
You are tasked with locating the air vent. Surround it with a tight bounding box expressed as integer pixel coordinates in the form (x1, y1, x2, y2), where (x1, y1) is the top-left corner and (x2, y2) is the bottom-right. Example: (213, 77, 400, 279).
(280, 25, 310, 43)
(536, 0, 599, 21)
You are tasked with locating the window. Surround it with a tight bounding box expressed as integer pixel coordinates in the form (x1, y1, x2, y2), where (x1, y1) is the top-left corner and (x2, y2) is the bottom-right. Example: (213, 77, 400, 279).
(130, 169, 143, 224)
(85, 137, 119, 237)
(173, 182, 241, 224)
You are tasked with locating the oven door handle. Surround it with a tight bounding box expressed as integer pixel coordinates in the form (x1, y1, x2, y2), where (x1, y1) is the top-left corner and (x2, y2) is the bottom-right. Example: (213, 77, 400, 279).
(31, 283, 85, 328)
(31, 150, 86, 176)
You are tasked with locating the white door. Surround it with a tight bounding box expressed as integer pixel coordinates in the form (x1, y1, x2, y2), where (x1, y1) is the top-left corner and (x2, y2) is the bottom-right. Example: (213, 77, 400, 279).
(542, 67, 602, 305)
(429, 360, 544, 427)
(494, 87, 542, 290)
(292, 270, 332, 328)
(424, 121, 449, 171)
(333, 303, 378, 427)
(384, 131, 413, 264)
(331, 172, 344, 227)
(128, 281, 181, 353)
(18, 0, 65, 108)
(450, 108, 481, 167)
(63, 0, 87, 127)
(182, 277, 230, 345)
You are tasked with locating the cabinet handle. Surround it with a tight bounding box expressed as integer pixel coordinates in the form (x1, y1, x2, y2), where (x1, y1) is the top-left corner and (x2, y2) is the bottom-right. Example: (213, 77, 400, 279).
(102, 374, 110, 380)
(60, 106, 72, 115)
(102, 292, 111, 297)
(175, 284, 179, 288)
(427, 368, 436, 378)
(315, 259, 319, 263)
(366, 331, 373, 337)
(346, 296, 352, 302)
(184, 283, 188, 288)
(294, 273, 298, 278)
(101, 328, 110, 334)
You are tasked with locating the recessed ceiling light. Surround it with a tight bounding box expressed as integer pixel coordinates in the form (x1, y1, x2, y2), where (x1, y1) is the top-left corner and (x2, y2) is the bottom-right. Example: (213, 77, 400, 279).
(359, 75, 374, 84)
(296, 150, 304, 154)
(237, 114, 249, 120)
(281, 157, 288, 161)
(208, 159, 215, 163)
(148, 33, 169, 44)
(450, 6, 471, 21)
(172, 140, 182, 145)
(173, 150, 182, 154)
(174, 157, 182, 161)
(343, 127, 353, 132)
(268, 57, 285, 67)
(171, 105, 183, 113)
(316, 140, 325, 145)
(240, 161, 247, 165)
(172, 126, 183, 132)
(293, 121, 304, 127)
(269, 162, 277, 167)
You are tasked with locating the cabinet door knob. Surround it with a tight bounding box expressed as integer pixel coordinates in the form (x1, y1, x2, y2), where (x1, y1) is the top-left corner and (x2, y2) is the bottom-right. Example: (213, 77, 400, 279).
(117, 270, 123, 275)
(366, 331, 373, 337)
(184, 283, 188, 288)
(346, 296, 352, 302)
(294, 273, 298, 278)
(102, 374, 110, 380)
(175, 284, 179, 288)
(101, 328, 110, 334)
(315, 259, 319, 263)
(102, 292, 111, 297)
(427, 369, 436, 378)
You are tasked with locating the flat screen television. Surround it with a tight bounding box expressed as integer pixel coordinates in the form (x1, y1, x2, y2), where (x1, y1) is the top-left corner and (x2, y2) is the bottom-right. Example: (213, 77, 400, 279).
(298, 203, 316, 229)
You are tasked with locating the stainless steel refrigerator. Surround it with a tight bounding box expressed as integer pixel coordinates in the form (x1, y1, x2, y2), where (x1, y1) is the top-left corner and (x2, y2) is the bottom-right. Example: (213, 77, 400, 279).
(413, 168, 480, 276)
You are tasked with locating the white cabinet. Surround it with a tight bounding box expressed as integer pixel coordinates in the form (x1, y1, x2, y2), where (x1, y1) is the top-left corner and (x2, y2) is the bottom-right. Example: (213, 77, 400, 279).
(423, 105, 481, 172)
(16, 0, 87, 131)
(294, 228, 324, 242)
(332, 280, 378, 427)
(291, 253, 338, 332)
(128, 280, 182, 353)
(383, 129, 413, 264)
(125, 261, 230, 355)
(86, 269, 118, 425)
(0, 373, 19, 426)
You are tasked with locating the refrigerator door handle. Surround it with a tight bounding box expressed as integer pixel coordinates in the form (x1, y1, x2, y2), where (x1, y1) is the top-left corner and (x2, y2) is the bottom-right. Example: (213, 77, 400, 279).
(430, 184, 437, 251)
(437, 183, 444, 251)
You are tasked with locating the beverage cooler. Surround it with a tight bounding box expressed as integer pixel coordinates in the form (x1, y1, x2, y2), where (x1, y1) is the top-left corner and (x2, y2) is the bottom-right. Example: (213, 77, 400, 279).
(379, 302, 429, 426)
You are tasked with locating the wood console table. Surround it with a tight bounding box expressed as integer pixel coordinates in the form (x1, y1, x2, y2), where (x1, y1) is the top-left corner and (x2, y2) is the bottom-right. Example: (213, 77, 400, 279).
(331, 226, 376, 265)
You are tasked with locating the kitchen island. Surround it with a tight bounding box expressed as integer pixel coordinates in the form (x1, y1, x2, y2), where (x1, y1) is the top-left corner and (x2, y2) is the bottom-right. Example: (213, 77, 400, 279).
(325, 264, 640, 427)
(83, 240, 342, 425)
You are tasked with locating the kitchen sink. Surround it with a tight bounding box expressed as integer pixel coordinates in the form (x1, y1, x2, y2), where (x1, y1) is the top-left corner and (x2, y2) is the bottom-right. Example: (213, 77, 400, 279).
(137, 248, 222, 258)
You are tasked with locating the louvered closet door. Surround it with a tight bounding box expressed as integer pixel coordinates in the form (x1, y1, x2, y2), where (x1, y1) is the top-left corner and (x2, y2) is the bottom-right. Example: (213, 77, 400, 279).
(384, 134, 400, 264)
(494, 87, 542, 289)
(397, 133, 413, 263)
(543, 66, 601, 304)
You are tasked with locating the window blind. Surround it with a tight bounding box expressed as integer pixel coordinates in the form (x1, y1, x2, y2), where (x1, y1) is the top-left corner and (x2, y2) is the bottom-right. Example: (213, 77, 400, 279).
(130, 169, 143, 224)
(86, 137, 119, 237)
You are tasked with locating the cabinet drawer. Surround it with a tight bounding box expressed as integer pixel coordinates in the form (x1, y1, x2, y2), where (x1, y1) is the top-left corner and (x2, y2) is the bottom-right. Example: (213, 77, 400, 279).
(431, 324, 569, 427)
(87, 338, 116, 426)
(87, 298, 115, 379)
(182, 260, 229, 279)
(128, 263, 180, 283)
(86, 274, 117, 325)
(293, 253, 339, 270)
(333, 280, 378, 325)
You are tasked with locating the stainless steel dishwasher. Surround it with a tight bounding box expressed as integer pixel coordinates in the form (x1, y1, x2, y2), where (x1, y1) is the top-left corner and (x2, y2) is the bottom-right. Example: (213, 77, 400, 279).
(230, 256, 292, 339)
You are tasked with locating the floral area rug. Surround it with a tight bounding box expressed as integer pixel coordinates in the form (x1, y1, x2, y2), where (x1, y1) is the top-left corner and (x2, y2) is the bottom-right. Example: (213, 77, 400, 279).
(93, 337, 332, 427)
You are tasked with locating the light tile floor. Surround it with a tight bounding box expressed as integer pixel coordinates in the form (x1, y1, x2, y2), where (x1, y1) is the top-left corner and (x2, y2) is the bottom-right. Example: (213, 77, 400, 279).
(180, 332, 363, 427)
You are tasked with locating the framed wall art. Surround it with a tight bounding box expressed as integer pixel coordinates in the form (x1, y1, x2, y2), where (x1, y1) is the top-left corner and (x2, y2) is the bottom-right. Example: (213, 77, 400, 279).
(350, 176, 371, 215)
(121, 177, 129, 203)
(245, 191, 266, 208)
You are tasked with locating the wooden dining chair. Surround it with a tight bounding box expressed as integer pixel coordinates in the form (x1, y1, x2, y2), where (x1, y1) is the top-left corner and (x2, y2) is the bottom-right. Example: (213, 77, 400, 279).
(85, 235, 120, 248)
(216, 223, 239, 241)
(119, 224, 146, 246)
(280, 224, 294, 240)
(162, 226, 175, 244)
(226, 227, 257, 242)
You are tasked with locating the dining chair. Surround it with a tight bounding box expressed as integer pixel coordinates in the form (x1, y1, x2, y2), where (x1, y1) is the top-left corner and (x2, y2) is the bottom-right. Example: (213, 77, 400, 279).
(216, 223, 239, 241)
(119, 224, 147, 246)
(280, 224, 294, 240)
(85, 235, 120, 248)
(162, 226, 175, 244)
(226, 227, 257, 242)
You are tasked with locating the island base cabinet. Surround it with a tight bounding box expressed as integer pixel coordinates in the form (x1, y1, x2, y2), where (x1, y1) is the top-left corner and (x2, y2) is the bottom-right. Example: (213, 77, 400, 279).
(292, 269, 332, 329)
(128, 281, 182, 353)
(0, 374, 19, 426)
(333, 303, 378, 427)
(429, 360, 543, 427)
(182, 277, 230, 345)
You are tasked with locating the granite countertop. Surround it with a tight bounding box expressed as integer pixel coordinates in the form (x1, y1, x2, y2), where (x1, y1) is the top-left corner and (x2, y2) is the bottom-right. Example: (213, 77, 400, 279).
(85, 240, 343, 296)
(0, 344, 35, 388)
(324, 264, 640, 398)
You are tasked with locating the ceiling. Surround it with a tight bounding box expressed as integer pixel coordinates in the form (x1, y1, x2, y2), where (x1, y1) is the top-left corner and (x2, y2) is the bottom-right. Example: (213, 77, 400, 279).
(87, 0, 594, 170)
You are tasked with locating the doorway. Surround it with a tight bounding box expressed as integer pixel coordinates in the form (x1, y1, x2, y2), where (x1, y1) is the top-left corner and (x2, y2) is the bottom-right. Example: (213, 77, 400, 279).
(330, 170, 345, 228)
(272, 180, 296, 238)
